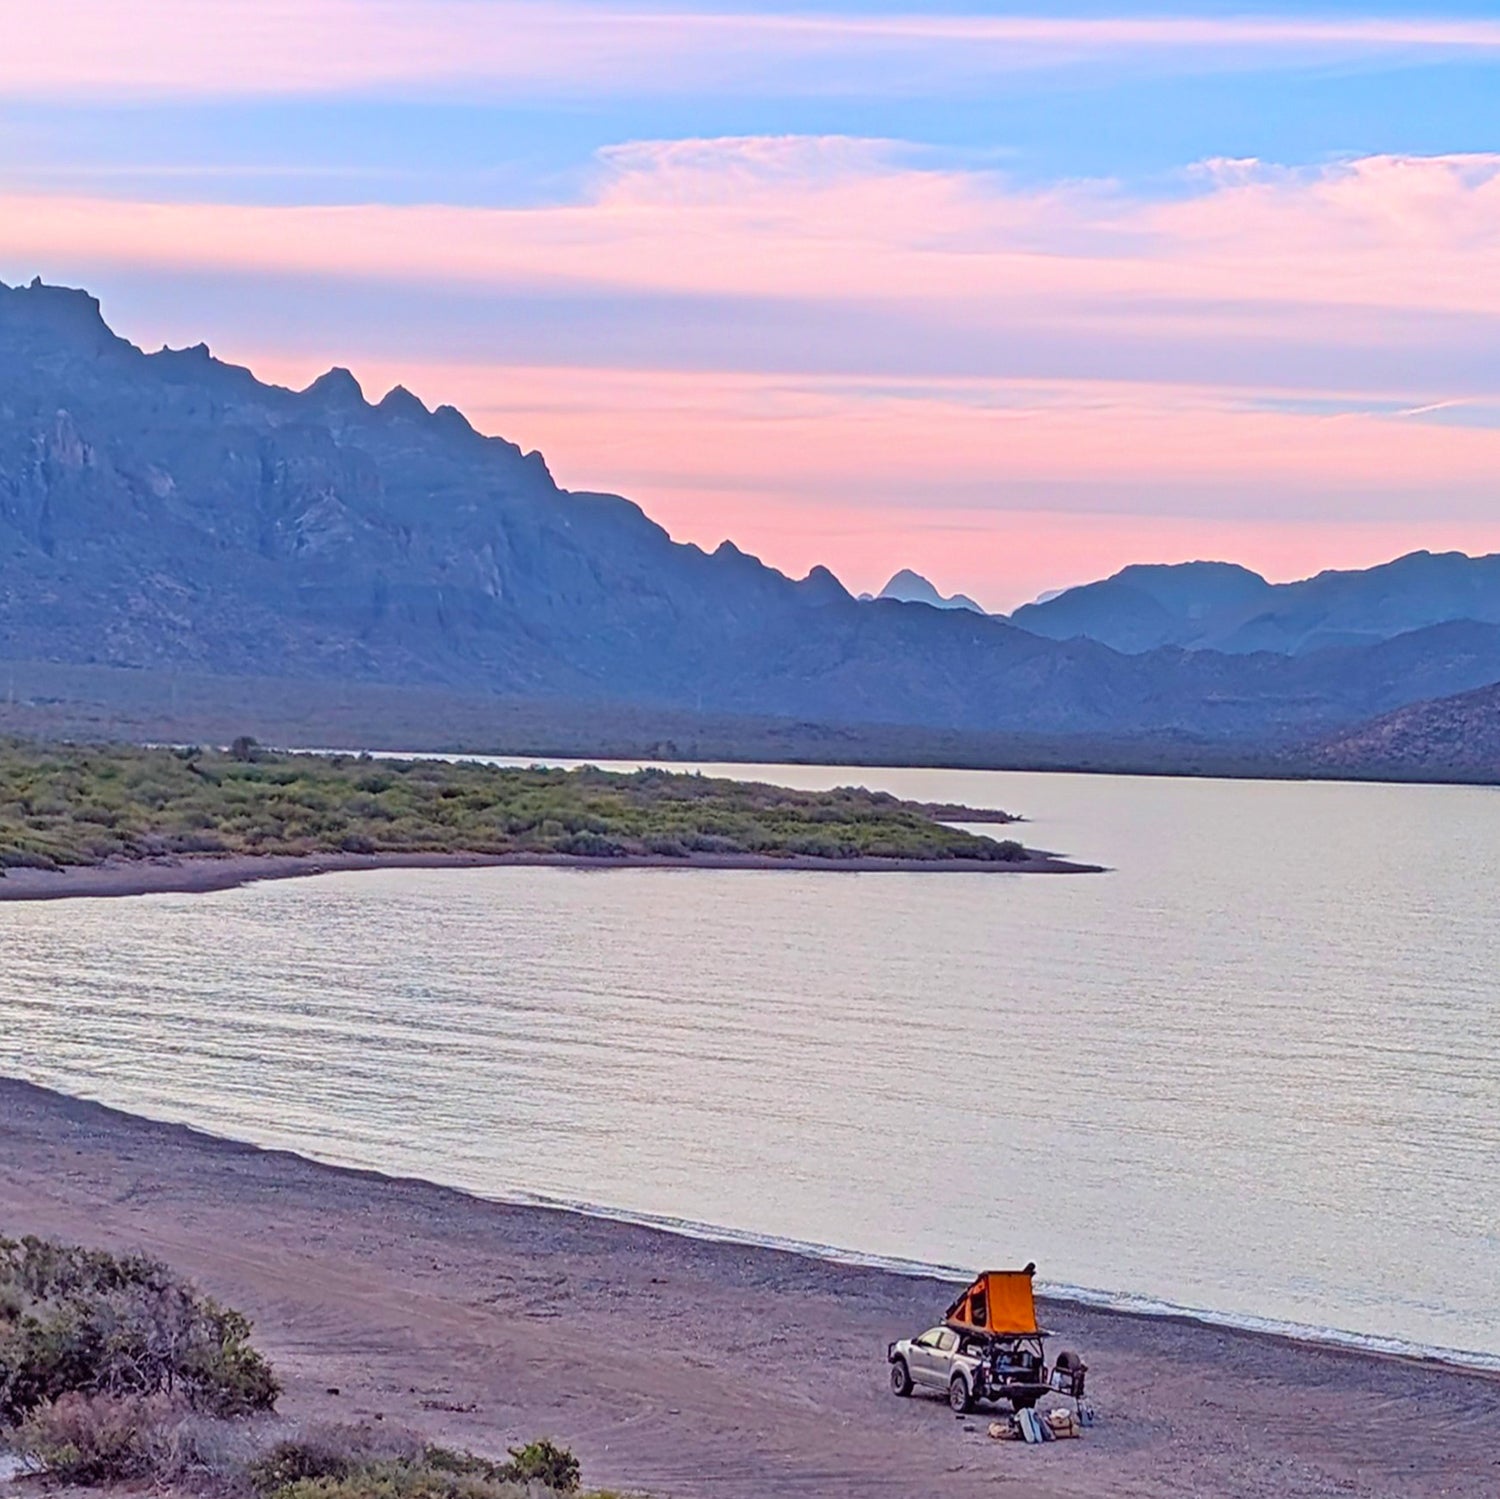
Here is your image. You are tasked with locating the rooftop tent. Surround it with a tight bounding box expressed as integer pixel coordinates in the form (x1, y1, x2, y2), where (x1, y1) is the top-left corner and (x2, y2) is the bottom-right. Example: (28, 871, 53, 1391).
(944, 1265, 1042, 1337)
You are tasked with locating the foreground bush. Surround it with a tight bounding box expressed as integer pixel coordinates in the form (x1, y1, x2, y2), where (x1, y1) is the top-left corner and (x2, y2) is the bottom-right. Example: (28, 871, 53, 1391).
(250, 1426, 427, 1492)
(0, 1235, 279, 1423)
(15, 1404, 618, 1499)
(497, 1440, 580, 1491)
(1, 1241, 626, 1498)
(9, 1390, 260, 1488)
(9, 1390, 164, 1484)
(256, 1432, 582, 1499)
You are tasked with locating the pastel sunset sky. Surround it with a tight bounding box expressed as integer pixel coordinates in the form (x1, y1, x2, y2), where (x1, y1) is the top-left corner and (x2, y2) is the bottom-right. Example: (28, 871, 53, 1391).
(4, 1, 1500, 608)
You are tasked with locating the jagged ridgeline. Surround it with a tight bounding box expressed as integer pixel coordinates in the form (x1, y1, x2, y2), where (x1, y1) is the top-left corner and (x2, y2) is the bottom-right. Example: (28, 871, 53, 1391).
(5, 277, 1500, 743)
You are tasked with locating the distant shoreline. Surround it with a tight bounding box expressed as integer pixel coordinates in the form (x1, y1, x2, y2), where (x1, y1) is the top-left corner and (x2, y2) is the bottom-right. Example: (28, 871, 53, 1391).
(0, 845, 1103, 901)
(8, 658, 1500, 789)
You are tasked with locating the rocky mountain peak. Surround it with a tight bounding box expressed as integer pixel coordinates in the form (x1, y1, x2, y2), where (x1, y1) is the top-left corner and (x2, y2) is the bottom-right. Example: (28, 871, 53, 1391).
(878, 568, 985, 613)
(303, 367, 366, 407)
(798, 564, 853, 605)
(0, 278, 121, 358)
(378, 385, 429, 420)
(432, 404, 475, 438)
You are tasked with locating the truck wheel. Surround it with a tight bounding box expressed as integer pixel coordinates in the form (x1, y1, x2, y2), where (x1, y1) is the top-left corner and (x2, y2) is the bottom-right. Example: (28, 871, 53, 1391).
(889, 1358, 912, 1397)
(948, 1375, 972, 1413)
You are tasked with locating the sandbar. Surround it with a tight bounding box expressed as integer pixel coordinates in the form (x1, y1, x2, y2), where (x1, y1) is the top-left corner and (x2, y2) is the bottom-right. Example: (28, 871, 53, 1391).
(0, 846, 1101, 901)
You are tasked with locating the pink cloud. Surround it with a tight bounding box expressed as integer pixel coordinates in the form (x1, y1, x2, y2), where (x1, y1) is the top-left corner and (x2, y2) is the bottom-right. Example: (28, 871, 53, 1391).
(4, 146, 1500, 328)
(231, 358, 1500, 606)
(4, 3, 1500, 102)
(7, 143, 1500, 604)
(231, 359, 1500, 495)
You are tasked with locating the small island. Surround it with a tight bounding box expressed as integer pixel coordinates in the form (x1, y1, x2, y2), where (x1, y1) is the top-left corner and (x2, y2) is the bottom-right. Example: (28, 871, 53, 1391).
(0, 740, 1094, 898)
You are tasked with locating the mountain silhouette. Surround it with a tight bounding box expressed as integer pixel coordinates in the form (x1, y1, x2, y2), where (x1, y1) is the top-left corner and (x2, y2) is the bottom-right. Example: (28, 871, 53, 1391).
(877, 569, 985, 614)
(5, 277, 1500, 743)
(1010, 553, 1500, 655)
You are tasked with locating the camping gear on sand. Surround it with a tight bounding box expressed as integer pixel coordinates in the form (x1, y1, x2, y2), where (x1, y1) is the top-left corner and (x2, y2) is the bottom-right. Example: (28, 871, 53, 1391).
(1051, 1348, 1089, 1400)
(988, 1408, 1085, 1443)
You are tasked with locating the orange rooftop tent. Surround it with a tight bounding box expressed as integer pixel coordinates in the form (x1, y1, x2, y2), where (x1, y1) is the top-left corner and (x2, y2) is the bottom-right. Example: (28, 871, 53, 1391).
(944, 1265, 1043, 1337)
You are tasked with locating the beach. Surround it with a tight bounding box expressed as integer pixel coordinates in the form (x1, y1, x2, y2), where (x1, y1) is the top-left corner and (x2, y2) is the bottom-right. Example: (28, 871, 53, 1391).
(0, 845, 1097, 902)
(1, 1079, 1494, 1499)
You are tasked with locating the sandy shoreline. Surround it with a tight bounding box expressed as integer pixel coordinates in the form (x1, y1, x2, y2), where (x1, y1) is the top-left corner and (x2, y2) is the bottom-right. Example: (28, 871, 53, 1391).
(0, 845, 1101, 901)
(2, 1079, 1495, 1498)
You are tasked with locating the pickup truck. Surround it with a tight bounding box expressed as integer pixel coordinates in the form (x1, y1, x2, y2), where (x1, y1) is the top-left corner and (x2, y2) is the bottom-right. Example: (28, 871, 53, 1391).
(887, 1325, 1055, 1413)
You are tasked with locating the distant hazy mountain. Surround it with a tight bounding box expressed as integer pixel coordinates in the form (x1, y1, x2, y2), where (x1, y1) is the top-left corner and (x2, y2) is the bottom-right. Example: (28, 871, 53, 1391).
(5, 277, 1500, 745)
(1010, 562, 1270, 653)
(1010, 553, 1500, 655)
(877, 569, 985, 613)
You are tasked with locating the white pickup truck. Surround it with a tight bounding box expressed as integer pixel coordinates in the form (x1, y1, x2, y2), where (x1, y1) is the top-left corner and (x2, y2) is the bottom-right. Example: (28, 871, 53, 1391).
(887, 1325, 1057, 1413)
(885, 1268, 1087, 1415)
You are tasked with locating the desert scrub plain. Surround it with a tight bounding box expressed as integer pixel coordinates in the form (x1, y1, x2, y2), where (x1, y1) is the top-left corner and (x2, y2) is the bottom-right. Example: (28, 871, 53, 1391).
(0, 739, 1024, 871)
(0, 1235, 630, 1499)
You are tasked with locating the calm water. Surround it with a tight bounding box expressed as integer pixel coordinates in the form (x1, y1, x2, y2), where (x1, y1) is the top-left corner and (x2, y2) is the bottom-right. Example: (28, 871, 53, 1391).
(4, 765, 1499, 1364)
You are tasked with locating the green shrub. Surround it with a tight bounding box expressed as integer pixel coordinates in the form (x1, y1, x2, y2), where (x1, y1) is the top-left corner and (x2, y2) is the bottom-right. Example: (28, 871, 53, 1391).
(0, 739, 1024, 870)
(16, 1391, 277, 1492)
(554, 831, 626, 858)
(15, 1398, 617, 1499)
(249, 1426, 428, 1493)
(272, 1468, 486, 1499)
(0, 1236, 279, 1423)
(251, 1436, 585, 1499)
(416, 1445, 502, 1481)
(500, 1439, 580, 1492)
(10, 1390, 167, 1485)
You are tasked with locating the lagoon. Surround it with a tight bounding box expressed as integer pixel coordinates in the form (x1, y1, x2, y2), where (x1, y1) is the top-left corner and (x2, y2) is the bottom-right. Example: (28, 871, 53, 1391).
(4, 764, 1497, 1364)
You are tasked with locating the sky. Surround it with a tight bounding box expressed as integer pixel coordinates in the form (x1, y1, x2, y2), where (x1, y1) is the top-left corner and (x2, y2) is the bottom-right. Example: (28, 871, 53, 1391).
(3, 2, 1500, 609)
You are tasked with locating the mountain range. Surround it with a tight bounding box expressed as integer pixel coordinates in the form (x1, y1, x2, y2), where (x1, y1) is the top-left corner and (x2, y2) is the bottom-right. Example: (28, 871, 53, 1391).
(4, 276, 1500, 758)
(1007, 554, 1500, 655)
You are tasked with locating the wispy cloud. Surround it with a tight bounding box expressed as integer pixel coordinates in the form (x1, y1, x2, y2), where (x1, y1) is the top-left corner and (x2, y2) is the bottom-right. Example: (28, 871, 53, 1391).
(4, 3, 1500, 101)
(5, 142, 1499, 326)
(7, 135, 1499, 601)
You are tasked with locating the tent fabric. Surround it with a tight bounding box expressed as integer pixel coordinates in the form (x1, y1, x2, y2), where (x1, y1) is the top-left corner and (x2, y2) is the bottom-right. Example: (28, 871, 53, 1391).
(944, 1268, 1041, 1337)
